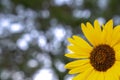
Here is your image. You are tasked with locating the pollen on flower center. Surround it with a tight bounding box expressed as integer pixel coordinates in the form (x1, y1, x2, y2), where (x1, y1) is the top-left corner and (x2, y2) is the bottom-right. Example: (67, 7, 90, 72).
(90, 44, 115, 72)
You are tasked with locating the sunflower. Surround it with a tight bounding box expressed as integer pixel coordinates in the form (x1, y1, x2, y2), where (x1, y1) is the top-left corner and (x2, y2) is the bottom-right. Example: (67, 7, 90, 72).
(65, 20, 120, 80)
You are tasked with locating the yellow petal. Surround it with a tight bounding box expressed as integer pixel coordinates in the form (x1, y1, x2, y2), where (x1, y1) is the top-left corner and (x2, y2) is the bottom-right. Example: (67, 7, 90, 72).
(100, 25, 107, 44)
(65, 59, 89, 69)
(72, 35, 92, 49)
(81, 23, 95, 46)
(113, 43, 120, 52)
(94, 20, 101, 33)
(96, 72, 104, 80)
(102, 20, 113, 45)
(86, 22, 94, 30)
(67, 36, 92, 51)
(105, 67, 119, 80)
(65, 53, 89, 59)
(93, 20, 102, 44)
(115, 61, 120, 67)
(72, 67, 93, 80)
(115, 50, 120, 61)
(68, 63, 92, 74)
(109, 63, 120, 77)
(86, 70, 98, 80)
(87, 22, 100, 46)
(67, 45, 90, 56)
(111, 25, 120, 46)
(81, 22, 102, 46)
(113, 61, 120, 75)
(104, 72, 112, 80)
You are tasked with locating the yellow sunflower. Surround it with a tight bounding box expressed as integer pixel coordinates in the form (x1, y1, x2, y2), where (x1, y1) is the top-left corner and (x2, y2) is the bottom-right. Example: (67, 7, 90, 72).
(65, 20, 120, 80)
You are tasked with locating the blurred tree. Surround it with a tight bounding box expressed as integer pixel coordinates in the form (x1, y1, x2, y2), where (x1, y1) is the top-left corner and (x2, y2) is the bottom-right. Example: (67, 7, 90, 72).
(0, 0, 120, 80)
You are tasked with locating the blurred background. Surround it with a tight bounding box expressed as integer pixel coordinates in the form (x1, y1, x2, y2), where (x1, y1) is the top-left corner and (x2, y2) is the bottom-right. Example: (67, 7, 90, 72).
(0, 0, 120, 80)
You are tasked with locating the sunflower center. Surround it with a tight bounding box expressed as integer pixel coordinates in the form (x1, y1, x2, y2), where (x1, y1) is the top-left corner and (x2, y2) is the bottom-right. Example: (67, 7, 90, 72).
(90, 44, 115, 72)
